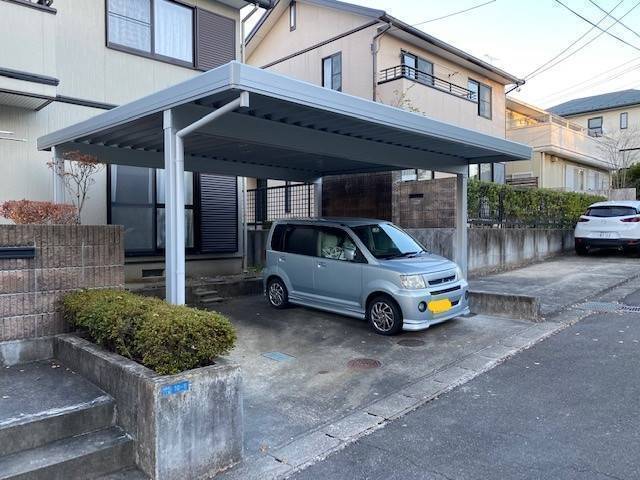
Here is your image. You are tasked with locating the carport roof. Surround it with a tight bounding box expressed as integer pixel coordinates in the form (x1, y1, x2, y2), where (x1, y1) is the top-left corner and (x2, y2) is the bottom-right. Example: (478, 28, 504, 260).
(38, 62, 531, 181)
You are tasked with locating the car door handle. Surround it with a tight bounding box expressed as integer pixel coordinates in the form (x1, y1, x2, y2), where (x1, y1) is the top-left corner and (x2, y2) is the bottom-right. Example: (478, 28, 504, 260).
(317, 261, 327, 268)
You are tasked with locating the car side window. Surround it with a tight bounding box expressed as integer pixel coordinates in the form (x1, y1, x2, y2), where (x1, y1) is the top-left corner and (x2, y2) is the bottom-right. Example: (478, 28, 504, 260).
(270, 224, 286, 251)
(318, 227, 360, 262)
(283, 226, 318, 256)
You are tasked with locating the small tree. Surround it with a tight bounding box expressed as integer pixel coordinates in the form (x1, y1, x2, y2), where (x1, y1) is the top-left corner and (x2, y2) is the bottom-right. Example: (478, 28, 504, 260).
(48, 151, 104, 223)
(597, 128, 639, 189)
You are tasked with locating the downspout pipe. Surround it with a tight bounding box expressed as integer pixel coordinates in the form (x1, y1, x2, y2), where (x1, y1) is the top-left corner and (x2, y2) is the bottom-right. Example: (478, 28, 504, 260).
(169, 92, 250, 305)
(372, 21, 392, 102)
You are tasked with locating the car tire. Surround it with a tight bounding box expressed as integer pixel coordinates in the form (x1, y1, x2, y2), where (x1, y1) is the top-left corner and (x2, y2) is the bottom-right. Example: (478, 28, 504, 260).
(367, 295, 403, 336)
(267, 277, 289, 309)
(575, 245, 588, 256)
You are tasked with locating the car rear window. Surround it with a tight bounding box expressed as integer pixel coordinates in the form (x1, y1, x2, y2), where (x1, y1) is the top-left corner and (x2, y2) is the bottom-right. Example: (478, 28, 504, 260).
(586, 206, 638, 218)
(270, 224, 287, 251)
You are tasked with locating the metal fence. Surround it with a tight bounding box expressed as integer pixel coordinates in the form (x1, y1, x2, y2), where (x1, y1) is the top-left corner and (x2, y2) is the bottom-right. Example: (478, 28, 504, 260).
(378, 65, 475, 101)
(246, 183, 315, 227)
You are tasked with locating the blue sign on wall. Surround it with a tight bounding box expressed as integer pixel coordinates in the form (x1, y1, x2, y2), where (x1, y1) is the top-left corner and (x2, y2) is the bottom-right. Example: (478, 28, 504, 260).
(161, 381, 190, 396)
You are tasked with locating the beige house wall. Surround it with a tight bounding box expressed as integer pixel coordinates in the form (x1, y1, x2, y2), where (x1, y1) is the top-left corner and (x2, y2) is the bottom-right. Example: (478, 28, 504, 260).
(0, 0, 240, 225)
(247, 1, 507, 138)
(377, 34, 506, 138)
(566, 105, 640, 136)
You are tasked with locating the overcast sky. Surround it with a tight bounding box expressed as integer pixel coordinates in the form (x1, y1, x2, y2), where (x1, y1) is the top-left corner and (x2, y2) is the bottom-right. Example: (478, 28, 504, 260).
(245, 0, 640, 109)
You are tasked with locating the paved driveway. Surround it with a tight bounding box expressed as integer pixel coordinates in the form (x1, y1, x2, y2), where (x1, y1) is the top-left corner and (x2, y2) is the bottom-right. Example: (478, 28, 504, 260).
(214, 253, 640, 479)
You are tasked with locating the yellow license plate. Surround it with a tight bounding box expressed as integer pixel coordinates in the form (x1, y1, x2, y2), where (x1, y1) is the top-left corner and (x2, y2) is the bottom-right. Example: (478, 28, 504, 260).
(428, 298, 452, 314)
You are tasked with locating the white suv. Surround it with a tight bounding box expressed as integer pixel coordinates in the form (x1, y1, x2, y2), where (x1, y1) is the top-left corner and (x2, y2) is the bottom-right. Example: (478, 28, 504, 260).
(574, 200, 640, 255)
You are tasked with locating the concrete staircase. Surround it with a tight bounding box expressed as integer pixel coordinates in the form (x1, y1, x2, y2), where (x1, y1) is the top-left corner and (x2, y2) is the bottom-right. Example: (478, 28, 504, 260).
(0, 360, 147, 480)
(191, 286, 226, 308)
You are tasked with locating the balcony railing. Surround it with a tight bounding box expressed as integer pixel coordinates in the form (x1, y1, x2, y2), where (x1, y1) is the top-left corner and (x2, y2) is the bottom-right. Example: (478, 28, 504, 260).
(507, 113, 587, 134)
(378, 65, 476, 101)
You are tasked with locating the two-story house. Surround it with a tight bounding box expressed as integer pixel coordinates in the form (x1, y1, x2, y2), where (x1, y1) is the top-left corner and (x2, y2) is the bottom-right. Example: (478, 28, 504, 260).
(0, 0, 271, 280)
(245, 0, 524, 226)
(506, 98, 611, 192)
(549, 89, 640, 174)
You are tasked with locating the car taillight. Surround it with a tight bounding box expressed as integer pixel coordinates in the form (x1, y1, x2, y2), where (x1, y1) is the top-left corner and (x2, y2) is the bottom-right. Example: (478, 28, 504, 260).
(621, 216, 640, 223)
(578, 217, 590, 222)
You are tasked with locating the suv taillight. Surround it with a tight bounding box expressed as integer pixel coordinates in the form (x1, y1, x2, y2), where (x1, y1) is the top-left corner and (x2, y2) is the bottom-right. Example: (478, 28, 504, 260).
(621, 216, 640, 223)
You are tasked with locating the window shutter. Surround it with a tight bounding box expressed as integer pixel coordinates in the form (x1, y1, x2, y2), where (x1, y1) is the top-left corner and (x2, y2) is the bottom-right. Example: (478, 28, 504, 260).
(195, 8, 236, 71)
(199, 174, 238, 253)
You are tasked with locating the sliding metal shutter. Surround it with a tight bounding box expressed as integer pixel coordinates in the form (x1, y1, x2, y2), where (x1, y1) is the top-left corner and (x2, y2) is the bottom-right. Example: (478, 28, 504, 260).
(195, 8, 236, 71)
(199, 174, 238, 253)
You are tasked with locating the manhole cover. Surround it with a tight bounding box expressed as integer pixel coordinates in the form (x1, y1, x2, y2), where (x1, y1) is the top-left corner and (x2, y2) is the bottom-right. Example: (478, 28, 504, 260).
(397, 339, 425, 347)
(347, 358, 381, 370)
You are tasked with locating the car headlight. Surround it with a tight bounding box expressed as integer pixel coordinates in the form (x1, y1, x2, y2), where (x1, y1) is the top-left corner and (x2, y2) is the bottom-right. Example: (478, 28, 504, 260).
(455, 266, 465, 281)
(400, 274, 426, 289)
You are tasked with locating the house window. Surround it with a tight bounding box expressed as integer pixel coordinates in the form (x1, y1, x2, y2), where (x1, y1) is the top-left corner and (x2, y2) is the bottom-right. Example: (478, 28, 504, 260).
(289, 1, 296, 31)
(402, 52, 434, 85)
(107, 0, 194, 66)
(322, 52, 342, 91)
(468, 79, 491, 119)
(469, 164, 479, 179)
(588, 116, 603, 136)
(620, 112, 628, 129)
(400, 169, 434, 181)
(109, 165, 195, 255)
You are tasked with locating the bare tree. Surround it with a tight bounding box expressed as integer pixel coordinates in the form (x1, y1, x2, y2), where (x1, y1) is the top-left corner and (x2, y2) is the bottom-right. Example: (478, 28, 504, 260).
(597, 128, 640, 189)
(380, 84, 425, 115)
(48, 151, 104, 223)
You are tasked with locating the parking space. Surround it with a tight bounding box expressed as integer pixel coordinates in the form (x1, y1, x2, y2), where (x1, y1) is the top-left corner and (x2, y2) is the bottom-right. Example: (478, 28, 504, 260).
(214, 253, 640, 479)
(216, 298, 534, 456)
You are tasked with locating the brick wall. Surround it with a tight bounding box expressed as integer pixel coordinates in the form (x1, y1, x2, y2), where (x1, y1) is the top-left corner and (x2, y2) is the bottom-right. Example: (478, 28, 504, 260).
(0, 225, 124, 342)
(322, 173, 392, 220)
(392, 176, 457, 228)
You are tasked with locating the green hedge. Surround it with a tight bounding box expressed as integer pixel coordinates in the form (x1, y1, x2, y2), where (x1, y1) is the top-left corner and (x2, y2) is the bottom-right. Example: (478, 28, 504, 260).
(62, 289, 236, 375)
(468, 180, 606, 228)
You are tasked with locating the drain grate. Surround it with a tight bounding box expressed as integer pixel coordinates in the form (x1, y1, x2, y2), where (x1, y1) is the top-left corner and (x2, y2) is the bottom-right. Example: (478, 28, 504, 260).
(262, 351, 296, 362)
(347, 358, 381, 370)
(575, 302, 640, 313)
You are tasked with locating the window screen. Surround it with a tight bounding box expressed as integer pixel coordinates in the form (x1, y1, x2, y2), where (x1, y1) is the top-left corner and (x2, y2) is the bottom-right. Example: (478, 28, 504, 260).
(107, 0, 151, 53)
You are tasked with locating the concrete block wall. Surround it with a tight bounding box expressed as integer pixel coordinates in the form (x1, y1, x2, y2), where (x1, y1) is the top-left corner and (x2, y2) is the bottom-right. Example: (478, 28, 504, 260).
(0, 225, 124, 342)
(408, 227, 575, 276)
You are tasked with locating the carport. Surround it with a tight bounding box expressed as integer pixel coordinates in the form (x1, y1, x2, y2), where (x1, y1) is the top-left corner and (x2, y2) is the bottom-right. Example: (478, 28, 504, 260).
(38, 61, 531, 304)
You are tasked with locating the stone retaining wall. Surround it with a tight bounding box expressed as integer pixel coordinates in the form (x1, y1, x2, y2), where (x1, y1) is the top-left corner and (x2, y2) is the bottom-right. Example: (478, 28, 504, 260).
(0, 225, 124, 342)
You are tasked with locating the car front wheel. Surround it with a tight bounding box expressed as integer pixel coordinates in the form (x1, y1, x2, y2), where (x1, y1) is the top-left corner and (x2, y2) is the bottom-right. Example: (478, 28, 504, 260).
(267, 278, 289, 309)
(367, 295, 403, 336)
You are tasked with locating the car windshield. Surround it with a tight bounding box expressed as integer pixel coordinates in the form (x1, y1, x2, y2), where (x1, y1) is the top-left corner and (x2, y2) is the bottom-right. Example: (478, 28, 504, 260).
(351, 223, 424, 259)
(586, 206, 638, 218)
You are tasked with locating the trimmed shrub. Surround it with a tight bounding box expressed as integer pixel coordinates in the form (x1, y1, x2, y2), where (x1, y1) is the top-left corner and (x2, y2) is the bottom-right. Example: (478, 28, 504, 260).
(468, 180, 606, 228)
(0, 199, 78, 224)
(62, 289, 236, 375)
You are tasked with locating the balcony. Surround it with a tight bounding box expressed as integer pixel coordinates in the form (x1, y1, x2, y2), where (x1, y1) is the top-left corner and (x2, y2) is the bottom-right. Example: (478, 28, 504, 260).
(506, 113, 609, 170)
(378, 65, 476, 101)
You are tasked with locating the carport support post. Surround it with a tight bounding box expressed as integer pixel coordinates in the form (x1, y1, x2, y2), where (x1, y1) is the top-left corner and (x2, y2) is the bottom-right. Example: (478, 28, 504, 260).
(163, 110, 178, 304)
(51, 146, 65, 204)
(455, 171, 469, 278)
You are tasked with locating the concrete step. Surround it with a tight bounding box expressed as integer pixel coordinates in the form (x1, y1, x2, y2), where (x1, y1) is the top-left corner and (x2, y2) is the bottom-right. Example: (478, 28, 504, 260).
(0, 360, 116, 457)
(0, 395, 115, 457)
(94, 468, 149, 480)
(193, 288, 219, 297)
(199, 295, 226, 304)
(0, 426, 135, 480)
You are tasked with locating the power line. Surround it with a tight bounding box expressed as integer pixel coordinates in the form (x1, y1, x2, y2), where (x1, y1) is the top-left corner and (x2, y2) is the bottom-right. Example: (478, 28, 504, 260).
(523, 0, 623, 80)
(410, 0, 496, 27)
(588, 0, 640, 40)
(554, 0, 640, 52)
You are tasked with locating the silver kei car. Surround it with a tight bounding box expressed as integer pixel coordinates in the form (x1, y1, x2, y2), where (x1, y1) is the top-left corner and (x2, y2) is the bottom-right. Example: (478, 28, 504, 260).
(263, 218, 470, 335)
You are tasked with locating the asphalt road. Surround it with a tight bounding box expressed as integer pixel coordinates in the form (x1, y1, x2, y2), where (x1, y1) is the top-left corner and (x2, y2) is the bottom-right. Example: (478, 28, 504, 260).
(291, 294, 640, 480)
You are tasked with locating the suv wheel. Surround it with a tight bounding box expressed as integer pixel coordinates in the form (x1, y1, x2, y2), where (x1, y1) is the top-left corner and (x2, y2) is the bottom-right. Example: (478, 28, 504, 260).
(267, 278, 288, 309)
(367, 295, 403, 336)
